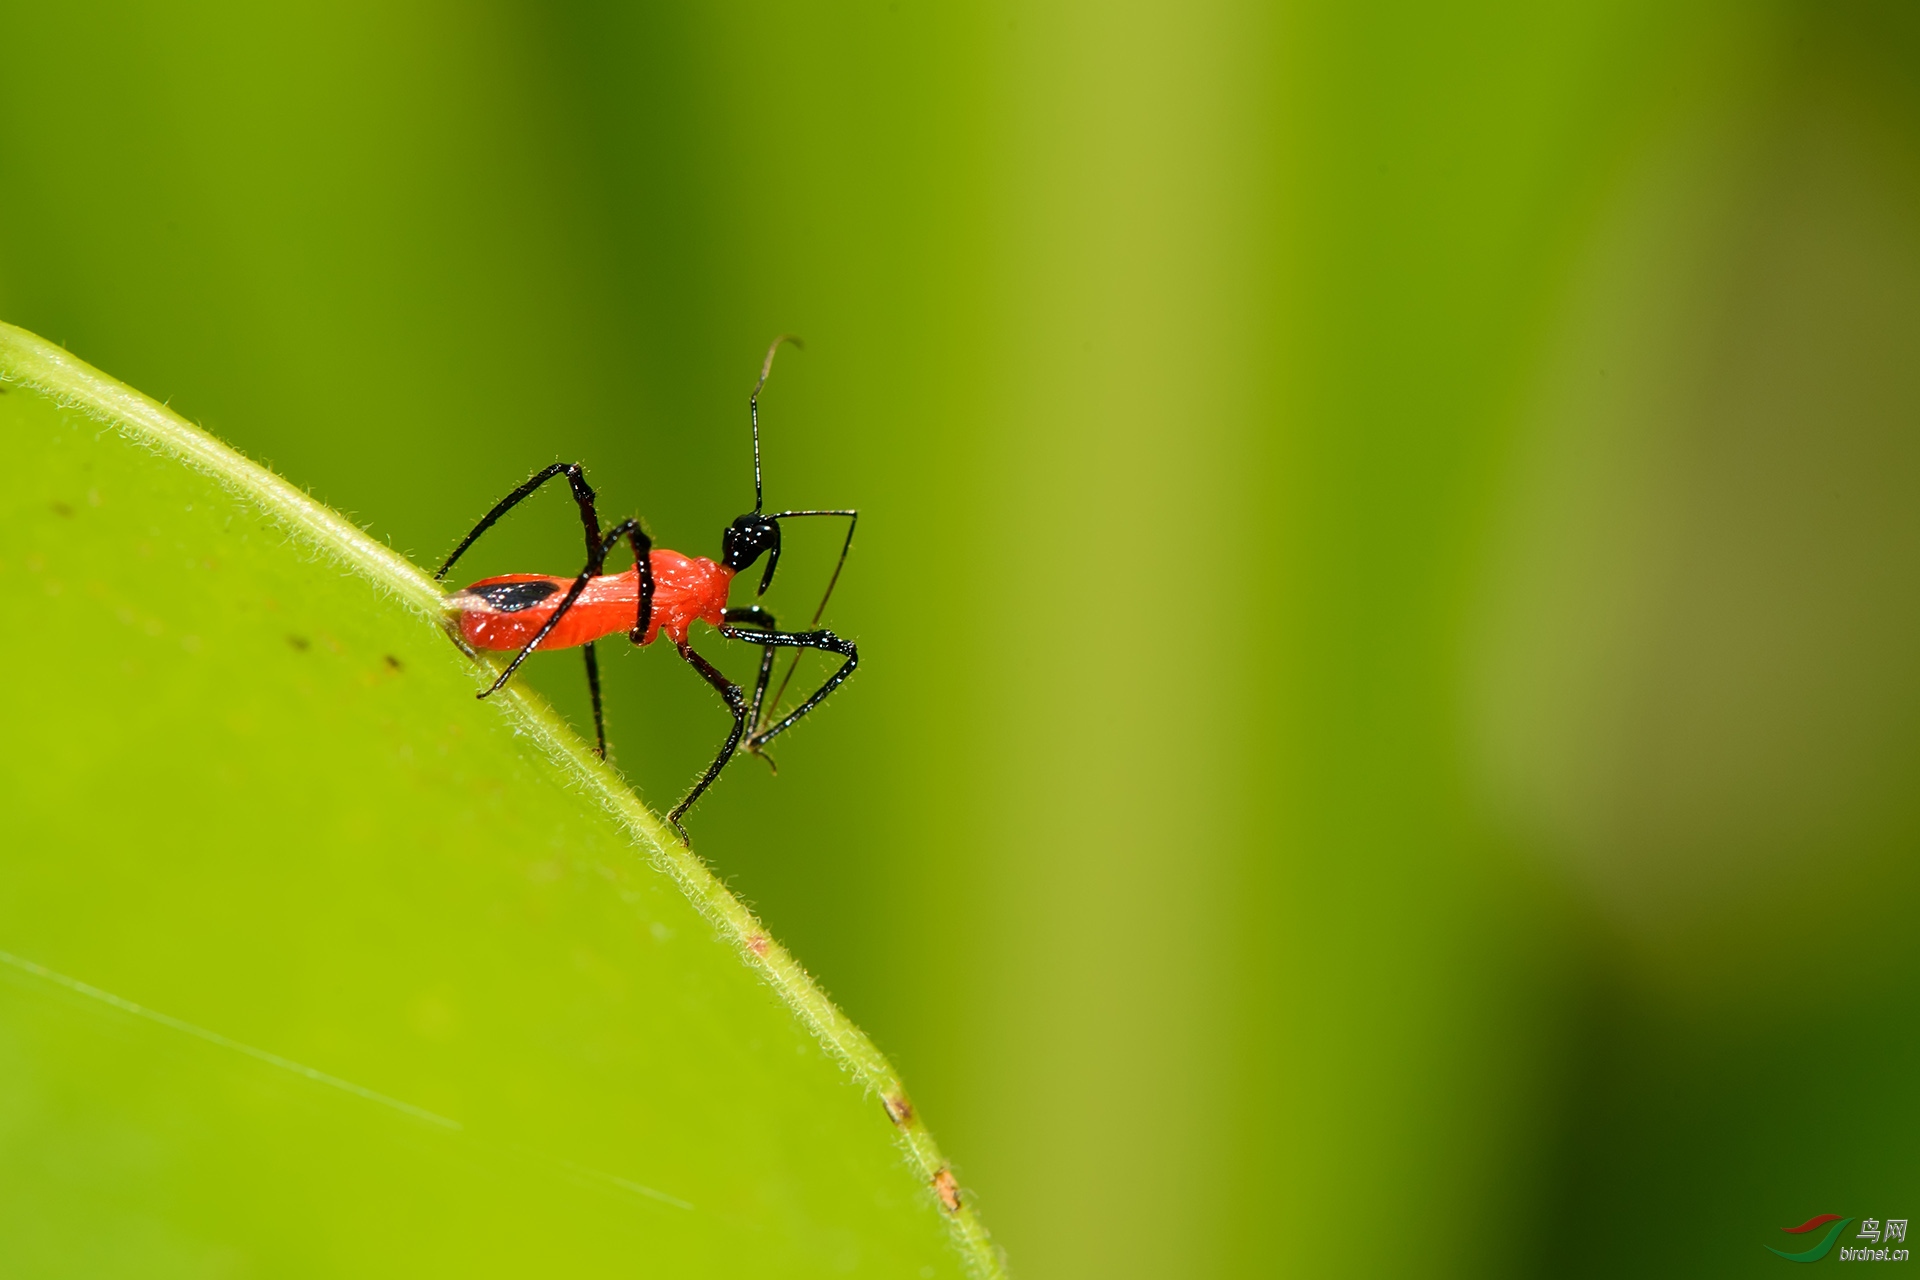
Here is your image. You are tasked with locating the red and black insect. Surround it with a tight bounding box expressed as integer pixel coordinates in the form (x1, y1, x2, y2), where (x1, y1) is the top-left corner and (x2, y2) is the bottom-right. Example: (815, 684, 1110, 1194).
(436, 337, 857, 843)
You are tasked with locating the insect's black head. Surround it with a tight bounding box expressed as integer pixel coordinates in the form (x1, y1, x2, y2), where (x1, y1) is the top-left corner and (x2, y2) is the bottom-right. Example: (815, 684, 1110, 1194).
(722, 512, 782, 595)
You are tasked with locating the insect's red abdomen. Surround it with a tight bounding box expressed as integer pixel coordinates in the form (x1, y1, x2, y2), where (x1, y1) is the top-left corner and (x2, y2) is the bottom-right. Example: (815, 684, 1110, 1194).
(449, 550, 733, 652)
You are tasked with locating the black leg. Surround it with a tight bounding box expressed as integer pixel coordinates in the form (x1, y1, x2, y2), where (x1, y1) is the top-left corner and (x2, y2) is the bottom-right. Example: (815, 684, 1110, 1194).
(717, 625, 858, 750)
(669, 640, 748, 844)
(438, 462, 642, 758)
(481, 518, 651, 699)
(723, 606, 781, 773)
(628, 530, 657, 646)
(758, 509, 856, 720)
(436, 462, 601, 581)
(582, 642, 606, 757)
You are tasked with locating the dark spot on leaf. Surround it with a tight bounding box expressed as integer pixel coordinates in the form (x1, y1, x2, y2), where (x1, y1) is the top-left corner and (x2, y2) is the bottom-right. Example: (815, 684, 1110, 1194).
(384, 654, 403, 671)
(745, 933, 770, 957)
(469, 579, 560, 612)
(933, 1168, 962, 1213)
(288, 634, 310, 651)
(50, 501, 73, 518)
(883, 1094, 914, 1126)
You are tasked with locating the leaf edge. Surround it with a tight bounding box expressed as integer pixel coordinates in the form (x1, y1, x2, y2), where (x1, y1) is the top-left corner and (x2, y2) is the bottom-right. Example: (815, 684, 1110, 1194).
(0, 320, 1005, 1279)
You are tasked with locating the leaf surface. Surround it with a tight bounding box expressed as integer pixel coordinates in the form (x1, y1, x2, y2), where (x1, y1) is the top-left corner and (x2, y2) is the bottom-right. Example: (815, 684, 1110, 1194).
(0, 323, 997, 1278)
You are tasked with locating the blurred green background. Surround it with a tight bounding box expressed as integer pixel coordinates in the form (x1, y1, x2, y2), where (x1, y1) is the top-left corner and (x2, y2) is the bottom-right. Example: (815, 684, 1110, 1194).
(5, 0, 1920, 1274)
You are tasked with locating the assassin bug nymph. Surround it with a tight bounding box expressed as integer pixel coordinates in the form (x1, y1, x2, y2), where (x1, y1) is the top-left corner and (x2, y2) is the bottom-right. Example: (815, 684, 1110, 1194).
(435, 336, 858, 843)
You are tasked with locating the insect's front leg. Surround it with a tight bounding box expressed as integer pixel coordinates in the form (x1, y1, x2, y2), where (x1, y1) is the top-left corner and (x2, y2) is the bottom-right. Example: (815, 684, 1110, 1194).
(722, 606, 781, 772)
(716, 624, 858, 752)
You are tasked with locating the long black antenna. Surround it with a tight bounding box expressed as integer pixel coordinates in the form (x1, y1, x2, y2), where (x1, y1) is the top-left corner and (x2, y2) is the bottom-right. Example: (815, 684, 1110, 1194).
(750, 335, 804, 512)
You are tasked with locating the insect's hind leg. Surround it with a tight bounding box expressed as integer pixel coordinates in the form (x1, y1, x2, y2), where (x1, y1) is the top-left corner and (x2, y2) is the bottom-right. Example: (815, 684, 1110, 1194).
(716, 624, 858, 751)
(562, 520, 651, 760)
(582, 642, 606, 757)
(441, 464, 654, 764)
(669, 640, 749, 845)
(480, 518, 651, 701)
(436, 462, 602, 581)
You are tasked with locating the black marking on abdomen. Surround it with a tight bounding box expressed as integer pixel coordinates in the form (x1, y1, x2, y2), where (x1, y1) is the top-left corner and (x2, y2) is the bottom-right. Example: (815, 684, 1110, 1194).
(468, 580, 561, 612)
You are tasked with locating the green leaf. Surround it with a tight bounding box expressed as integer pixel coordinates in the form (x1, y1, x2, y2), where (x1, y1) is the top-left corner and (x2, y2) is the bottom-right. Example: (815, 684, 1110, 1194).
(0, 322, 1000, 1278)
